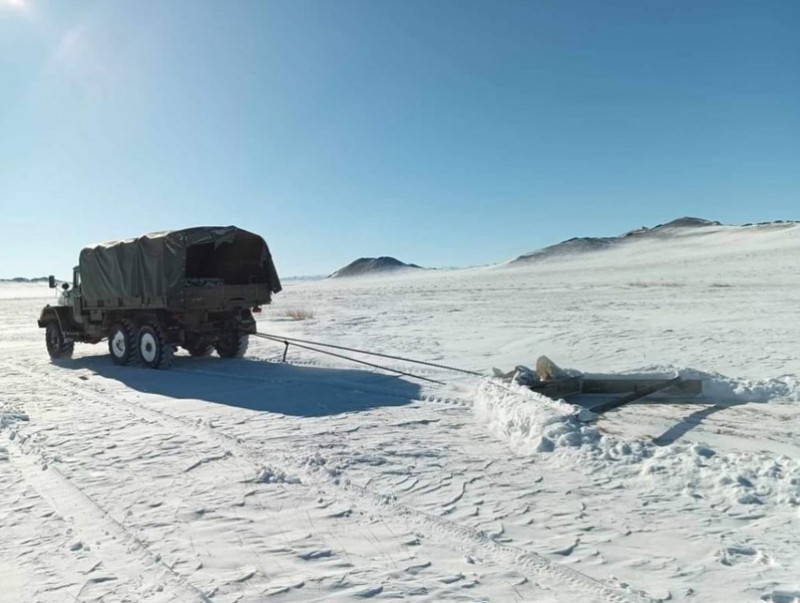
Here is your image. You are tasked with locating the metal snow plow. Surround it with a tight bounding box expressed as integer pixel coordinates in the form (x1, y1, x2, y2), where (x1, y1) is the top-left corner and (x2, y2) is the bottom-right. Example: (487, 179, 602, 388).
(493, 356, 703, 418)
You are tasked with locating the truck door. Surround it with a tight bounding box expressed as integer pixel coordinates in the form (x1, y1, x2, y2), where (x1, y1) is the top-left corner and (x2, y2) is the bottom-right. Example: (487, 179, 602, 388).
(71, 266, 84, 324)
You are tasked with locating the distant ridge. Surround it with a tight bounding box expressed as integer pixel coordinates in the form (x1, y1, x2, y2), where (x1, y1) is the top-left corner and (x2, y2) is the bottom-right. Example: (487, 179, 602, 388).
(0, 277, 51, 283)
(329, 257, 422, 278)
(508, 217, 796, 266)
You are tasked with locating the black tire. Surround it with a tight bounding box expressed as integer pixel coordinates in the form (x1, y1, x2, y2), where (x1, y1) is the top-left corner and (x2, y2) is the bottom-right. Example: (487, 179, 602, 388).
(215, 332, 249, 359)
(108, 321, 135, 365)
(136, 323, 174, 369)
(183, 335, 213, 357)
(45, 321, 74, 360)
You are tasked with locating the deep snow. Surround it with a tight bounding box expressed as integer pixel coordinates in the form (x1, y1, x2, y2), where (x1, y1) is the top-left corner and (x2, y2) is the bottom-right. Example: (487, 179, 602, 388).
(1, 221, 799, 602)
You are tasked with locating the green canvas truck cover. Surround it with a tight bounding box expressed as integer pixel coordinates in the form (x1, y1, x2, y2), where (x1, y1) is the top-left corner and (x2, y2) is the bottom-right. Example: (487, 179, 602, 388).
(79, 226, 281, 301)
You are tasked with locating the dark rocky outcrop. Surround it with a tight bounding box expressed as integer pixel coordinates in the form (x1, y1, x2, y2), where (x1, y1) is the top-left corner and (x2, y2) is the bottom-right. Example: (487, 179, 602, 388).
(623, 217, 721, 238)
(511, 237, 617, 263)
(329, 257, 422, 278)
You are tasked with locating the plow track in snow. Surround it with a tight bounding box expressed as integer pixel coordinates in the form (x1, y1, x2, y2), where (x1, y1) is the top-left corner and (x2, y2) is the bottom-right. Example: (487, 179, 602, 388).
(600, 399, 800, 454)
(8, 361, 658, 603)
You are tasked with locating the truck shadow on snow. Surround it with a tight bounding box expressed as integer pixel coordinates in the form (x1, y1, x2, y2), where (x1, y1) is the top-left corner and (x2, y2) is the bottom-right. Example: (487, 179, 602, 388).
(61, 355, 421, 417)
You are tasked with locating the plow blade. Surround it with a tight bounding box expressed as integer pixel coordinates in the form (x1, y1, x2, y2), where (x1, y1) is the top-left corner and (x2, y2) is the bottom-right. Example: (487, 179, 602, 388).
(524, 375, 703, 417)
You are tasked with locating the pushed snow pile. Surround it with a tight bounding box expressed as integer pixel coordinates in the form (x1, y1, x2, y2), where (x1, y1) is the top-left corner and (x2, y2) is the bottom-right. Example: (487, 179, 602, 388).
(472, 380, 601, 453)
(472, 377, 800, 507)
(329, 257, 422, 278)
(692, 370, 800, 403)
(251, 465, 300, 485)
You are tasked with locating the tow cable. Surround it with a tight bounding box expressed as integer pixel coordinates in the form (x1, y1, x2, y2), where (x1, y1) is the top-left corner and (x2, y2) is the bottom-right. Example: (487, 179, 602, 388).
(252, 331, 484, 386)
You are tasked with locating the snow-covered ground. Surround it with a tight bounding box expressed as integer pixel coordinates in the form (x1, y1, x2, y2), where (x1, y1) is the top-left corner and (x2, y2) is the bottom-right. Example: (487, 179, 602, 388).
(1, 222, 799, 602)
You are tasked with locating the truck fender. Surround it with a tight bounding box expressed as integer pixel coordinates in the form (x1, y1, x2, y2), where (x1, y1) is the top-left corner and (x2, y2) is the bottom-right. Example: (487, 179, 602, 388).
(38, 305, 74, 329)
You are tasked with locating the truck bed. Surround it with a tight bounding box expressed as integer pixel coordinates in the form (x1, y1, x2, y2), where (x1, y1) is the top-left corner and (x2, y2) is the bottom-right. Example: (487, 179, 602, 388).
(81, 283, 271, 312)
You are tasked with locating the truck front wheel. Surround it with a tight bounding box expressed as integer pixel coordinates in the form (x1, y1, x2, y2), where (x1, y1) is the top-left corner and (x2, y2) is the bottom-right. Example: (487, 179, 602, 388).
(45, 321, 74, 360)
(136, 323, 174, 369)
(108, 322, 135, 365)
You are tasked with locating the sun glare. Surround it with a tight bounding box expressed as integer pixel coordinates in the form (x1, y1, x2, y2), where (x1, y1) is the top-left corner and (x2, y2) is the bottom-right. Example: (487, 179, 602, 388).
(2, 0, 33, 18)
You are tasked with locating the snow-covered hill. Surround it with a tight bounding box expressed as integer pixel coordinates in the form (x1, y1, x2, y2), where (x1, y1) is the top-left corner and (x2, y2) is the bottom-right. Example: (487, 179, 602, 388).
(507, 217, 793, 266)
(1, 222, 799, 602)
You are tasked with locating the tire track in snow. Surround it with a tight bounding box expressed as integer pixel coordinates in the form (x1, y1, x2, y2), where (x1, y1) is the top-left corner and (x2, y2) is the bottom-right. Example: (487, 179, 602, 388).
(345, 483, 657, 603)
(12, 361, 658, 603)
(5, 436, 210, 603)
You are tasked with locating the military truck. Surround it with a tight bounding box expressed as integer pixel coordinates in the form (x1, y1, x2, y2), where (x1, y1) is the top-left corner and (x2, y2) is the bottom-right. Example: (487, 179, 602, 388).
(39, 226, 281, 369)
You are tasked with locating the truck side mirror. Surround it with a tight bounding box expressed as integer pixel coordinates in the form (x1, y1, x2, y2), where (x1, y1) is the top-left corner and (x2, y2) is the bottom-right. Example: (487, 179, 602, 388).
(48, 275, 56, 289)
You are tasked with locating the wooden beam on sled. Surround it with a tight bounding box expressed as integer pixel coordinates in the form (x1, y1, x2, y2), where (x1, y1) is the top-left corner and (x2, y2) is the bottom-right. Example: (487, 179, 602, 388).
(524, 376, 703, 416)
(579, 377, 702, 397)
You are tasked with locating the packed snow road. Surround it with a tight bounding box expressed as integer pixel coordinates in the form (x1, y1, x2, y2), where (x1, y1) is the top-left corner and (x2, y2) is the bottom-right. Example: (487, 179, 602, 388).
(2, 223, 800, 602)
(1, 307, 644, 603)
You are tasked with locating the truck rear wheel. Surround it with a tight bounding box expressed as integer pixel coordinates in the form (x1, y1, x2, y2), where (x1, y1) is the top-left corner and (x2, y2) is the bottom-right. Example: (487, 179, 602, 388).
(108, 321, 135, 365)
(183, 335, 213, 357)
(45, 321, 74, 360)
(136, 323, 174, 369)
(215, 332, 249, 358)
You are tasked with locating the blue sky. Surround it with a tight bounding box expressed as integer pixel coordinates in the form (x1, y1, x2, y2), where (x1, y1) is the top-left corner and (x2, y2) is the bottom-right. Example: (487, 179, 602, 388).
(1, 0, 798, 279)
